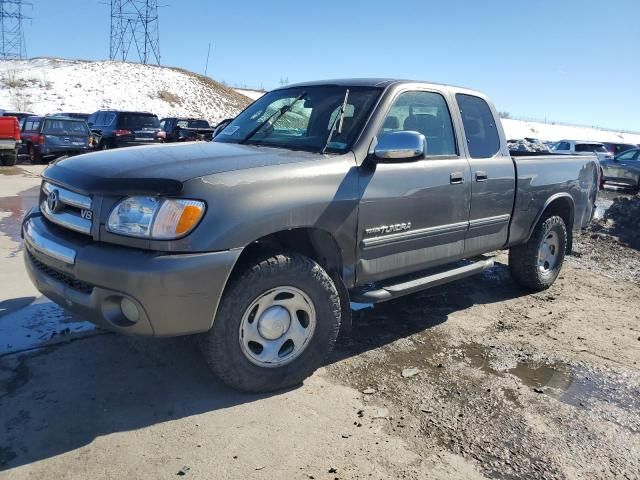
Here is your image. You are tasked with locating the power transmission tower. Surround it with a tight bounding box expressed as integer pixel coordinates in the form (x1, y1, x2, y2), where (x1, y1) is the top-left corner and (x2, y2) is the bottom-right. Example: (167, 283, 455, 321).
(110, 0, 161, 65)
(0, 0, 31, 59)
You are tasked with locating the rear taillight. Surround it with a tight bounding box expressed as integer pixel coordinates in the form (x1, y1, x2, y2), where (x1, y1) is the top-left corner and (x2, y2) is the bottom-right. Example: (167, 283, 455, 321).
(13, 120, 20, 140)
(114, 129, 132, 137)
(38, 135, 46, 145)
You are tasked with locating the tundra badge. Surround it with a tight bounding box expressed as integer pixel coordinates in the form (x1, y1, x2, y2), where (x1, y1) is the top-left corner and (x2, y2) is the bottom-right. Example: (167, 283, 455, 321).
(365, 222, 412, 235)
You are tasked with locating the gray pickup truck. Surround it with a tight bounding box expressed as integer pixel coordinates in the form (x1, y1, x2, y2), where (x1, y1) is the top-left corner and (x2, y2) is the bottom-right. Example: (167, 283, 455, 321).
(22, 79, 599, 392)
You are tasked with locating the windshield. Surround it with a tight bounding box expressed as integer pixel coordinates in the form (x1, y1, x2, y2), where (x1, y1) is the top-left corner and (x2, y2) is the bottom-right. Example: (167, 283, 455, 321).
(177, 119, 210, 129)
(576, 143, 607, 153)
(118, 114, 160, 130)
(214, 86, 382, 153)
(42, 119, 88, 136)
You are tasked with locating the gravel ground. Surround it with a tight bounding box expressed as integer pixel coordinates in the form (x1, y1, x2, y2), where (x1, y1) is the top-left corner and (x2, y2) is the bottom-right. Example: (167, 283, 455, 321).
(1, 167, 639, 479)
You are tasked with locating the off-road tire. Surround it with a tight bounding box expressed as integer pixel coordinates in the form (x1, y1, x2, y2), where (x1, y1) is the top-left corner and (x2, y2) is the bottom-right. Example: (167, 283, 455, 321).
(200, 253, 341, 393)
(0, 153, 16, 166)
(509, 215, 567, 291)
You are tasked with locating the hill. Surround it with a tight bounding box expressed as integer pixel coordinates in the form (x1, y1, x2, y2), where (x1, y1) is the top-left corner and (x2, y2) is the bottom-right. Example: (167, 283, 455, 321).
(0, 58, 251, 124)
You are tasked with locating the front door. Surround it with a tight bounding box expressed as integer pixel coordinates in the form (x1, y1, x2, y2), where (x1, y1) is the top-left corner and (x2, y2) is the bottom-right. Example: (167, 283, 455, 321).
(605, 149, 640, 187)
(356, 90, 471, 285)
(455, 93, 515, 256)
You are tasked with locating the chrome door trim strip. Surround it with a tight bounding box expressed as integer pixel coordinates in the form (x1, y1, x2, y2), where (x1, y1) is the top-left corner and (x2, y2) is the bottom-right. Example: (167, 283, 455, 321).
(468, 214, 511, 229)
(362, 221, 469, 249)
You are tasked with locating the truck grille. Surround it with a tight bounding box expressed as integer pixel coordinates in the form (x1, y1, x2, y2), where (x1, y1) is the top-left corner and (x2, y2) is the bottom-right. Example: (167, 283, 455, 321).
(40, 181, 93, 236)
(28, 251, 94, 295)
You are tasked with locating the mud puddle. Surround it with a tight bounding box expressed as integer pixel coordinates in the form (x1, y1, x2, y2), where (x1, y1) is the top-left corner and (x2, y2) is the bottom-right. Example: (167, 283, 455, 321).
(0, 186, 39, 246)
(454, 343, 640, 413)
(0, 167, 24, 176)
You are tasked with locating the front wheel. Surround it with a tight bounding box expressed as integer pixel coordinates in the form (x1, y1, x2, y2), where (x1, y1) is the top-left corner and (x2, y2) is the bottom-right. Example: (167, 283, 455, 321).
(509, 215, 567, 291)
(200, 253, 342, 393)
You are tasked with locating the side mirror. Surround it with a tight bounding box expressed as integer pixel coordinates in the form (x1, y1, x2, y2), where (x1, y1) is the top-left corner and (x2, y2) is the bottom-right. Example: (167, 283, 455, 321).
(373, 131, 426, 162)
(212, 118, 234, 139)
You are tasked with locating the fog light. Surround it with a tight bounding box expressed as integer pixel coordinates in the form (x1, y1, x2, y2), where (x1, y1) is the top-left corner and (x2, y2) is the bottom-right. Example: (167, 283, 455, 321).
(120, 298, 140, 323)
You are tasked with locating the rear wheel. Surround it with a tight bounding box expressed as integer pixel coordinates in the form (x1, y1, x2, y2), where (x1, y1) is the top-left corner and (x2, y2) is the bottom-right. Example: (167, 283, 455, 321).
(200, 253, 341, 393)
(0, 153, 16, 166)
(28, 146, 41, 164)
(509, 215, 567, 291)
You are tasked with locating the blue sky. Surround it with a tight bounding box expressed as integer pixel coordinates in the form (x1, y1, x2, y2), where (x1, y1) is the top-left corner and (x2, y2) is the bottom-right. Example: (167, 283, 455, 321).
(25, 0, 640, 130)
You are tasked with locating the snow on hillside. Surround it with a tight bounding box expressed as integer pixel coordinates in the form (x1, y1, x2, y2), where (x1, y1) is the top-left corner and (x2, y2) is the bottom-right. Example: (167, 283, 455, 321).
(0, 59, 637, 145)
(502, 118, 640, 145)
(0, 58, 251, 124)
(233, 88, 265, 101)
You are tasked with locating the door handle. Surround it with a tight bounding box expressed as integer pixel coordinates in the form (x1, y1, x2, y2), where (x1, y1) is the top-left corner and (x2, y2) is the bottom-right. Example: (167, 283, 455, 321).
(475, 171, 488, 182)
(450, 172, 465, 184)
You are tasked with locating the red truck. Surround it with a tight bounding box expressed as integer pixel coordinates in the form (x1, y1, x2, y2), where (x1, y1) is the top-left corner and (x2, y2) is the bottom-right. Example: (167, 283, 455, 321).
(0, 116, 21, 166)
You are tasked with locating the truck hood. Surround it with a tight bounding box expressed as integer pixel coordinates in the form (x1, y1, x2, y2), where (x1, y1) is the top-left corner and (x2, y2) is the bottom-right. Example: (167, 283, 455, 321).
(44, 142, 323, 195)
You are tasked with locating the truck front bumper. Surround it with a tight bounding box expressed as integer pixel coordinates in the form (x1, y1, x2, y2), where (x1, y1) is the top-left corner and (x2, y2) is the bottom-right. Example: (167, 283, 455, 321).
(22, 212, 241, 336)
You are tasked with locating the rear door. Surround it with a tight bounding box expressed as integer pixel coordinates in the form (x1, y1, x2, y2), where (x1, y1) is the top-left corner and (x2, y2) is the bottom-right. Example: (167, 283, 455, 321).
(356, 89, 472, 284)
(455, 93, 515, 256)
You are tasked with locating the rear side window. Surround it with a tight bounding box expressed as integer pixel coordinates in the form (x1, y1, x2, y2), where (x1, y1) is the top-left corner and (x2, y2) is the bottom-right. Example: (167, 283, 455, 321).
(456, 94, 501, 158)
(24, 120, 40, 131)
(576, 143, 606, 153)
(554, 142, 570, 151)
(42, 119, 88, 135)
(378, 90, 457, 156)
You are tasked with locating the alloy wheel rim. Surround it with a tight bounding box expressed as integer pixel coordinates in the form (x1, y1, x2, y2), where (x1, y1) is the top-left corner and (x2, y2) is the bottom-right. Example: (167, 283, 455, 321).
(538, 231, 560, 273)
(239, 286, 316, 368)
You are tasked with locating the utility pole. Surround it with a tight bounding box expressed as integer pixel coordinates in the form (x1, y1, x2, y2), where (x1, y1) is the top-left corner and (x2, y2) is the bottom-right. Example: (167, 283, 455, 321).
(204, 42, 211, 76)
(0, 0, 30, 59)
(109, 0, 161, 65)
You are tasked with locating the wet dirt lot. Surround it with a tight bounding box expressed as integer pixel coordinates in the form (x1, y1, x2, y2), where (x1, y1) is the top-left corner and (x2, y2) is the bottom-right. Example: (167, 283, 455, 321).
(1, 166, 639, 479)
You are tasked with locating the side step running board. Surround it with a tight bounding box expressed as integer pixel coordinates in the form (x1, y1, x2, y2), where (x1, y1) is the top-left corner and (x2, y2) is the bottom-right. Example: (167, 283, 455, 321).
(350, 257, 495, 303)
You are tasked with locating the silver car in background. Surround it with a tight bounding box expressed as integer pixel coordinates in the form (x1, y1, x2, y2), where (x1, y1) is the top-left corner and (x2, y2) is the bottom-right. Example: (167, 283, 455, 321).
(552, 140, 613, 162)
(600, 148, 640, 190)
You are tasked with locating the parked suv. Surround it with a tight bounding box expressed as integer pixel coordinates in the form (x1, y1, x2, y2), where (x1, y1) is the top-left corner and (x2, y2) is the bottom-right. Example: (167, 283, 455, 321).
(87, 110, 162, 150)
(21, 116, 91, 163)
(551, 140, 613, 162)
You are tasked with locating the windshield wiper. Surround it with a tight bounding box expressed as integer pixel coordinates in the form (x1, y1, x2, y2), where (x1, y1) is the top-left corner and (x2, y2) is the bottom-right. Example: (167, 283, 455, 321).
(240, 91, 307, 144)
(322, 89, 350, 154)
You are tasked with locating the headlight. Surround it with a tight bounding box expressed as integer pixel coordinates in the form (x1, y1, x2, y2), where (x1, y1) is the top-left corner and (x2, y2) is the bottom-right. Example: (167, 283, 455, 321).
(107, 196, 205, 240)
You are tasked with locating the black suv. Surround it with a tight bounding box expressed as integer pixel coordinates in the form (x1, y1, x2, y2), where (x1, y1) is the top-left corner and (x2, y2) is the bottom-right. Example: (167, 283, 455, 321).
(87, 110, 162, 150)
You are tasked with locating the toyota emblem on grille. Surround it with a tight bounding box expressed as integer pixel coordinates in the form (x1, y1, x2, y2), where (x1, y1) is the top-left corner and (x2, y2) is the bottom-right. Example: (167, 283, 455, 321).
(47, 189, 62, 213)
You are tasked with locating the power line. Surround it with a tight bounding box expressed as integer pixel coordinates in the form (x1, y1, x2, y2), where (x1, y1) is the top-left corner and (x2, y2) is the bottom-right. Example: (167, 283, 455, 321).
(0, 0, 31, 59)
(109, 0, 161, 65)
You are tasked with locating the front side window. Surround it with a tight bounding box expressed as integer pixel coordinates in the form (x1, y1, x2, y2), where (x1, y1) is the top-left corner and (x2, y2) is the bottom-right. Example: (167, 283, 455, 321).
(214, 86, 382, 153)
(378, 91, 457, 156)
(617, 149, 639, 161)
(456, 94, 501, 158)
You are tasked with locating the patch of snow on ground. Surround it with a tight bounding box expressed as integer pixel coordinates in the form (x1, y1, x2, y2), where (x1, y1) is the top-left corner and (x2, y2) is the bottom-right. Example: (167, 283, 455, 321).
(234, 88, 266, 101)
